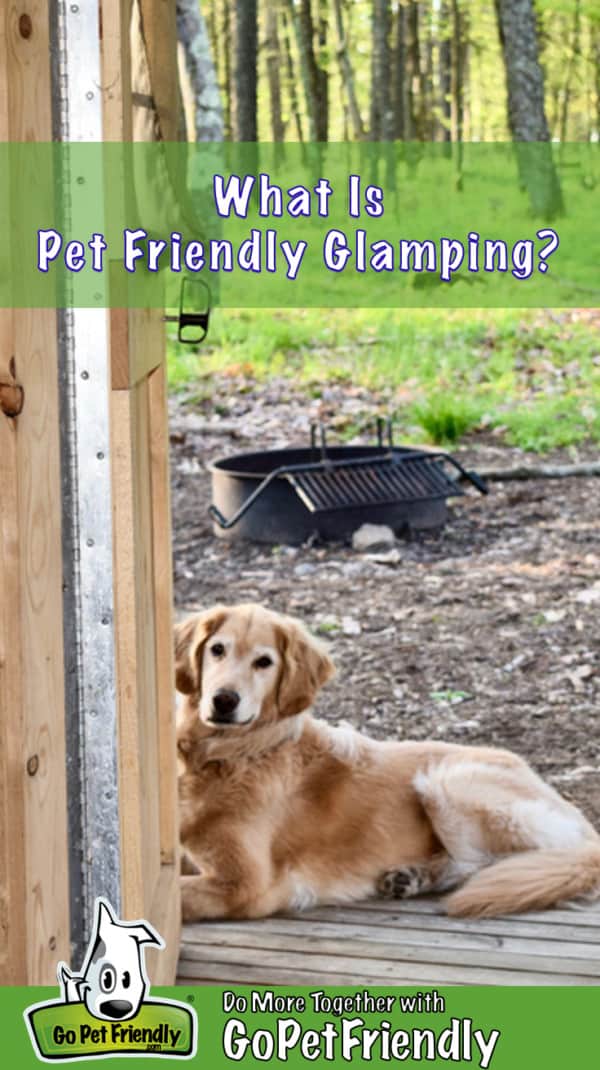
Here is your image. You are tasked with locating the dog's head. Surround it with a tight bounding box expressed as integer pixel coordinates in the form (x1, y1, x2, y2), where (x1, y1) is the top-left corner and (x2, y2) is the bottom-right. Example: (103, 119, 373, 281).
(174, 604, 334, 730)
(58, 899, 163, 1021)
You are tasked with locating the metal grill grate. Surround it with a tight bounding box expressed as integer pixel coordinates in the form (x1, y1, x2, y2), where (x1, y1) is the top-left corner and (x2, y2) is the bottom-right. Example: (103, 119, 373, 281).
(285, 452, 463, 515)
(209, 421, 488, 534)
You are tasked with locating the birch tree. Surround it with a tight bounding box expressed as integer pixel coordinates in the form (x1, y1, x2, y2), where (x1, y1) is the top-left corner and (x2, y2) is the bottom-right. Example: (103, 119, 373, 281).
(176, 0, 224, 141)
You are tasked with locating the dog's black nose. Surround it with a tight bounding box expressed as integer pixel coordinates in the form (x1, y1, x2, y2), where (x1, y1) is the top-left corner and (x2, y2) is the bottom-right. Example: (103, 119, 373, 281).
(99, 1000, 133, 1019)
(211, 689, 240, 722)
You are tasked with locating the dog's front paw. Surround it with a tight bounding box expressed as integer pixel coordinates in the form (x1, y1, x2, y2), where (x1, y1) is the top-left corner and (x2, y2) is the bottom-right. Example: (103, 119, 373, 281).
(377, 866, 424, 900)
(181, 874, 231, 921)
(181, 877, 204, 922)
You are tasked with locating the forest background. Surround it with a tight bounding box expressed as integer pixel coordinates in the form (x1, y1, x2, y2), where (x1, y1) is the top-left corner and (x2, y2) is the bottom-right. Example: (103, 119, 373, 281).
(172, 0, 600, 452)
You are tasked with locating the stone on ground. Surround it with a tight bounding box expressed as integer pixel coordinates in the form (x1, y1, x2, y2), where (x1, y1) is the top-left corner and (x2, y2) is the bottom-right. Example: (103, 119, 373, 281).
(351, 523, 396, 553)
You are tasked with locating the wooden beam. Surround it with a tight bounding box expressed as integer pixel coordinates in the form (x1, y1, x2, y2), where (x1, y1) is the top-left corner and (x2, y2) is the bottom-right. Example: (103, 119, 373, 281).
(1, 0, 70, 984)
(148, 863, 180, 984)
(111, 308, 164, 390)
(0, 311, 26, 984)
(0, 25, 21, 984)
(138, 0, 183, 141)
(100, 0, 134, 141)
(110, 386, 147, 918)
(148, 363, 179, 869)
(101, 0, 179, 982)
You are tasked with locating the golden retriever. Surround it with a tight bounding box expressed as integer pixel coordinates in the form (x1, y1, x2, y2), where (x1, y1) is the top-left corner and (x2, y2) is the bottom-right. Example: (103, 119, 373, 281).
(175, 603, 600, 922)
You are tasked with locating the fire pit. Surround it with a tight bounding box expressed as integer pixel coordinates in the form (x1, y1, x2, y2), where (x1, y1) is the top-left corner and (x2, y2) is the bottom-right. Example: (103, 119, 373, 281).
(209, 421, 487, 545)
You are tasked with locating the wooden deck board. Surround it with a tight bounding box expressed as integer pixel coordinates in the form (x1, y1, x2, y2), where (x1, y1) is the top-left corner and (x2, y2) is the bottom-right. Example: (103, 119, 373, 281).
(177, 898, 600, 987)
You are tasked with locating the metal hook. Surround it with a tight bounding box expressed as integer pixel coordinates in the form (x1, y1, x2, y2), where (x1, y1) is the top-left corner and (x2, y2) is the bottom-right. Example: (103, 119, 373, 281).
(164, 276, 211, 345)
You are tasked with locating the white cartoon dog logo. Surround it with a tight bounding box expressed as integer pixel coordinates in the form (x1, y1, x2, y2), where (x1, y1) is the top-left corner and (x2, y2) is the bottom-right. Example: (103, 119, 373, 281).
(57, 898, 164, 1022)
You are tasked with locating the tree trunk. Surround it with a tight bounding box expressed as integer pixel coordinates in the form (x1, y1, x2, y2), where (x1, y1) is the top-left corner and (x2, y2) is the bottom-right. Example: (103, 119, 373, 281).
(594, 24, 600, 140)
(232, 0, 258, 140)
(439, 2, 452, 141)
(450, 0, 467, 143)
(494, 0, 550, 140)
(371, 0, 393, 139)
(264, 0, 285, 142)
(559, 0, 582, 143)
(222, 0, 232, 140)
(406, 1, 425, 139)
(206, 0, 219, 65)
(423, 4, 436, 139)
(494, 0, 563, 215)
(281, 3, 305, 141)
(176, 0, 224, 142)
(291, 0, 329, 141)
(331, 0, 364, 139)
(316, 0, 330, 138)
(392, 1, 409, 139)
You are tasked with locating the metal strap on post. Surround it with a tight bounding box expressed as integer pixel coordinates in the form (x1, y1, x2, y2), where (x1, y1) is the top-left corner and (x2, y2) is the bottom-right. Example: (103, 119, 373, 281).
(51, 0, 121, 962)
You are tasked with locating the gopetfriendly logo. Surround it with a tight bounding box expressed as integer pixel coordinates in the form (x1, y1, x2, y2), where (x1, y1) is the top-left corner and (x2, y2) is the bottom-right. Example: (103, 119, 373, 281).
(25, 898, 197, 1061)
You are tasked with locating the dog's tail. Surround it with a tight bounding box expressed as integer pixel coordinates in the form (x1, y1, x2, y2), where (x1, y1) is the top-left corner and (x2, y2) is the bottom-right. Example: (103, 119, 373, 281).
(445, 842, 600, 918)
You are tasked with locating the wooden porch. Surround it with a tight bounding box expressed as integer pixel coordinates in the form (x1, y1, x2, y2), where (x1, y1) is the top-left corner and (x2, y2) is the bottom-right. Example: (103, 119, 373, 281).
(178, 896, 600, 986)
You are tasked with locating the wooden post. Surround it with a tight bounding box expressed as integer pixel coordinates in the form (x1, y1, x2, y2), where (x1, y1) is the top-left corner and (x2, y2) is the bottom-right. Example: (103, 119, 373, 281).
(0, 0, 70, 983)
(101, 0, 180, 983)
(0, 0, 180, 984)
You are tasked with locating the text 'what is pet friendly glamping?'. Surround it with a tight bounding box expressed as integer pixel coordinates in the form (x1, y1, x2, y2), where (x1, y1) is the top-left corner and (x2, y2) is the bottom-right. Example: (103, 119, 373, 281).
(37, 174, 560, 285)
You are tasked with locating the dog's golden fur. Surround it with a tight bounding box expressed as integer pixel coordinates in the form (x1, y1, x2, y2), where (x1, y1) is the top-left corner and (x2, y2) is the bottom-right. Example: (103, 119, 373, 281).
(176, 603, 600, 922)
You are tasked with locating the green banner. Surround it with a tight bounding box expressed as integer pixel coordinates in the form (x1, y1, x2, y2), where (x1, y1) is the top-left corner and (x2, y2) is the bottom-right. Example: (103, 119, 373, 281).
(1, 143, 599, 308)
(4, 985, 598, 1067)
(25, 997, 195, 1060)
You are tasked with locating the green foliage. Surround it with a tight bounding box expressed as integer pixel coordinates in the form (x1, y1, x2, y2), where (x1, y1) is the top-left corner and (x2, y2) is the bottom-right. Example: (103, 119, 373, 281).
(411, 395, 484, 445)
(502, 397, 600, 451)
(430, 690, 472, 704)
(168, 306, 600, 453)
(203, 0, 600, 143)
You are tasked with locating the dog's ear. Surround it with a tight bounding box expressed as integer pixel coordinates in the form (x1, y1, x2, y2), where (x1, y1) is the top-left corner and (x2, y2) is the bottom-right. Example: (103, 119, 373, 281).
(127, 922, 164, 949)
(174, 607, 228, 695)
(276, 617, 335, 719)
(174, 617, 200, 695)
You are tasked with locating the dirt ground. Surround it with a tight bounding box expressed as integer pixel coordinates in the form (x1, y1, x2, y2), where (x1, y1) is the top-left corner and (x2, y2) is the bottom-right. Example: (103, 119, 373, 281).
(169, 374, 600, 827)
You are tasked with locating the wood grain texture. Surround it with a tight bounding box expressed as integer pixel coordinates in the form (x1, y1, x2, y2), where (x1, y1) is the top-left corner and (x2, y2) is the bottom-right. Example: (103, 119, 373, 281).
(178, 962, 375, 986)
(177, 946, 592, 986)
(0, 17, 22, 985)
(178, 898, 600, 987)
(148, 363, 179, 868)
(111, 386, 146, 917)
(290, 904, 600, 941)
(100, 0, 134, 141)
(138, 0, 182, 140)
(133, 375, 161, 900)
(0, 308, 26, 984)
(179, 925, 600, 978)
(0, 0, 70, 984)
(131, 308, 165, 385)
(110, 320, 179, 977)
(17, 310, 70, 982)
(182, 916, 600, 963)
(148, 863, 180, 984)
(103, 0, 179, 981)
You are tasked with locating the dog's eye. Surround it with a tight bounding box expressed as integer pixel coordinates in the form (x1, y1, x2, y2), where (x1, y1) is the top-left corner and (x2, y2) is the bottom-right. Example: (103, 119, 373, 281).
(254, 655, 273, 669)
(210, 642, 225, 657)
(99, 965, 116, 994)
(122, 971, 131, 989)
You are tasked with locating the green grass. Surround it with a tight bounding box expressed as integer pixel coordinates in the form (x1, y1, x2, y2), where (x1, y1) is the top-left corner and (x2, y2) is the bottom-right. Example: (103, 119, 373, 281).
(168, 308, 600, 452)
(411, 395, 485, 445)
